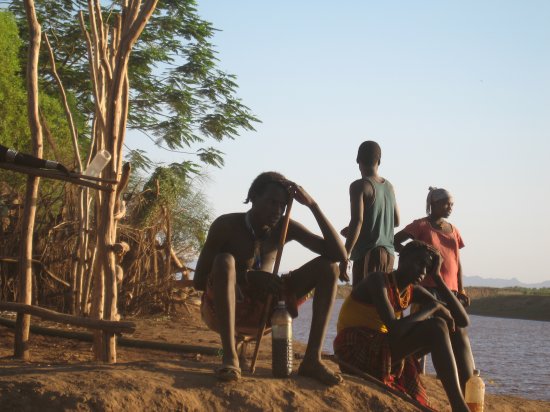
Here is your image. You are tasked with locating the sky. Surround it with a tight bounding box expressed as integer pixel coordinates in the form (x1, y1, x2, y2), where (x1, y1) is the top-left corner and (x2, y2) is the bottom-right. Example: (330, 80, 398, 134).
(132, 1, 550, 284)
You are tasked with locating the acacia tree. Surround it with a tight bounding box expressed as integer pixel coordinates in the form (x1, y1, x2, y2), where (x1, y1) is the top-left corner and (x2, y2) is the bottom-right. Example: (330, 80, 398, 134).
(8, 0, 258, 172)
(5, 0, 256, 363)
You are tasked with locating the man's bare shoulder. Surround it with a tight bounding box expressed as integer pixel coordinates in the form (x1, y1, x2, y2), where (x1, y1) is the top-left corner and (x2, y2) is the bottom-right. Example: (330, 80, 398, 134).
(212, 212, 246, 228)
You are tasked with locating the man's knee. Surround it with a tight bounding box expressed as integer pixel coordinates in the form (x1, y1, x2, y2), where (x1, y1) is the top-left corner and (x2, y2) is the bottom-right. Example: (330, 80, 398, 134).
(315, 256, 339, 282)
(426, 316, 450, 336)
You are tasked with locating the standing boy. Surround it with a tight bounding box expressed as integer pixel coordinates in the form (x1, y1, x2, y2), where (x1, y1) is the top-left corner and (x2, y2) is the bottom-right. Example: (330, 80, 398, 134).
(340, 141, 400, 287)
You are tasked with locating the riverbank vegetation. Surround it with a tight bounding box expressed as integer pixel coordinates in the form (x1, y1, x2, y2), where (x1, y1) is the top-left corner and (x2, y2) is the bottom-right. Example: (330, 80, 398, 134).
(465, 286, 550, 322)
(336, 285, 550, 322)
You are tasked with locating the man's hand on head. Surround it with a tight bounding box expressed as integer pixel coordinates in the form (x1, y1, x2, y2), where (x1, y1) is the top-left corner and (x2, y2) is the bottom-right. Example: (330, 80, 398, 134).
(286, 181, 315, 208)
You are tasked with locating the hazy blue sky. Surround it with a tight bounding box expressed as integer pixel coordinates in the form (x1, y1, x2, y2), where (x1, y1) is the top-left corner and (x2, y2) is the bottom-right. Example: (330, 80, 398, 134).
(133, 1, 550, 283)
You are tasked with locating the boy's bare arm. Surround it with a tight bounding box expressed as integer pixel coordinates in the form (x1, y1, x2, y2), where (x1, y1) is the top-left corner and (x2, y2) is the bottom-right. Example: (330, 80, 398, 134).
(343, 180, 365, 258)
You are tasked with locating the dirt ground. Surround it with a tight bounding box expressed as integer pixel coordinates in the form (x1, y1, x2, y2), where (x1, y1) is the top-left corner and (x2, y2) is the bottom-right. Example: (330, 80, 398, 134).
(1, 298, 549, 412)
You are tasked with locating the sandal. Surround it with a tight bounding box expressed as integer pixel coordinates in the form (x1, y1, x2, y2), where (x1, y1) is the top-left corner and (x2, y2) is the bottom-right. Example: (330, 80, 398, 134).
(215, 364, 241, 382)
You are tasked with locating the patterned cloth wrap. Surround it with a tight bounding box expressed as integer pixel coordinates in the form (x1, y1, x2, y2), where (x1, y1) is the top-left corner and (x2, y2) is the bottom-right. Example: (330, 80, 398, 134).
(333, 327, 429, 406)
(333, 273, 429, 407)
(201, 272, 305, 337)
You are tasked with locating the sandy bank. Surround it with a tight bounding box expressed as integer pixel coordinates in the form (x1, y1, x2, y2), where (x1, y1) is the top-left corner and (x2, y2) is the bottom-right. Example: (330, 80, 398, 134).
(1, 302, 548, 411)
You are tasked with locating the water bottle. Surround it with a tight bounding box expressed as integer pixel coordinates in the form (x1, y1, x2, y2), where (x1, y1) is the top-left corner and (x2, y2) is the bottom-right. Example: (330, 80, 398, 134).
(84, 149, 111, 177)
(465, 369, 485, 412)
(271, 300, 293, 378)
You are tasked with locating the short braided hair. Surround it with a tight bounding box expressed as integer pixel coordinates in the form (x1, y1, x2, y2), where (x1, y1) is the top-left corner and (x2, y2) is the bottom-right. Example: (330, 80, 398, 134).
(400, 240, 432, 261)
(244, 171, 287, 204)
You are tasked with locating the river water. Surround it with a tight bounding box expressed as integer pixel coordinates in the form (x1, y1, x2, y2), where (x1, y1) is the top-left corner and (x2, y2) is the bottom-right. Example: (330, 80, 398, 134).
(293, 299, 550, 401)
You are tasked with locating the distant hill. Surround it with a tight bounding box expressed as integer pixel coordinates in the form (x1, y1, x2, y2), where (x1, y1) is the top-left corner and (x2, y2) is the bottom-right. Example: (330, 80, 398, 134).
(463, 275, 550, 288)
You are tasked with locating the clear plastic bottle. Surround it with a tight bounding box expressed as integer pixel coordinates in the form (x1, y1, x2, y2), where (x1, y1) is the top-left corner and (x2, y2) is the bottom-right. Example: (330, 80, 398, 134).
(465, 369, 485, 412)
(84, 149, 111, 177)
(271, 300, 293, 378)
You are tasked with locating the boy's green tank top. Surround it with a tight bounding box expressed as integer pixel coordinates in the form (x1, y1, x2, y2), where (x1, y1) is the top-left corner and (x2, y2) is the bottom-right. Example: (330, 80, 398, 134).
(350, 177, 396, 261)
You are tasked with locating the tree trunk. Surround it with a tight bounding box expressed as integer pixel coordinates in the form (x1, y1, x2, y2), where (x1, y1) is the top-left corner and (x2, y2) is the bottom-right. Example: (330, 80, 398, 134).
(82, 0, 160, 363)
(15, 0, 43, 360)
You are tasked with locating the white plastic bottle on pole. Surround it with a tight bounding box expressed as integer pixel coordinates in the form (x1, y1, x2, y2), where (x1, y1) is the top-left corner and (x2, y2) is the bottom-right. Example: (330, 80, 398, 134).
(465, 369, 485, 412)
(84, 150, 111, 177)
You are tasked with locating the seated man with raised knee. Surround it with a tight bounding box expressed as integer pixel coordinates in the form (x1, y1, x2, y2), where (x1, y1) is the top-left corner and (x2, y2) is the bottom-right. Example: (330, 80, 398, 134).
(334, 240, 472, 412)
(193, 171, 347, 384)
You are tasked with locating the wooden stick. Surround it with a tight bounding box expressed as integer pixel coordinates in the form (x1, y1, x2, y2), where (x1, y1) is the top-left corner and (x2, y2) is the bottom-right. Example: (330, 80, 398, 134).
(0, 317, 221, 356)
(334, 356, 434, 412)
(0, 257, 70, 288)
(249, 197, 294, 374)
(0, 302, 135, 334)
(0, 162, 113, 191)
(69, 171, 119, 184)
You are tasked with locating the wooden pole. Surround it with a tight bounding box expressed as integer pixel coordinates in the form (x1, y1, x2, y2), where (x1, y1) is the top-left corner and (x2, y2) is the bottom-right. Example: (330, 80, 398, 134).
(15, 0, 43, 361)
(82, 0, 159, 363)
(0, 317, 220, 356)
(0, 303, 135, 334)
(249, 197, 294, 374)
(0, 162, 113, 191)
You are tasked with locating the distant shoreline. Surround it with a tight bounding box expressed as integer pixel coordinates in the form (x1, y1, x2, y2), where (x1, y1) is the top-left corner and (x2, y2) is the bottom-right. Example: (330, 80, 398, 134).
(336, 285, 550, 322)
(466, 295, 550, 322)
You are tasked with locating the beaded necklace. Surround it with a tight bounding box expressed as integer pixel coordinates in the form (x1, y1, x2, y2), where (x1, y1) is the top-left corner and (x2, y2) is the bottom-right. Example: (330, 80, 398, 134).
(245, 211, 271, 270)
(389, 271, 411, 310)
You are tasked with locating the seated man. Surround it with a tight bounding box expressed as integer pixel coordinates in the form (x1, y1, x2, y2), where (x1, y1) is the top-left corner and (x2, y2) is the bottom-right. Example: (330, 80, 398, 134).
(333, 240, 471, 412)
(193, 171, 347, 384)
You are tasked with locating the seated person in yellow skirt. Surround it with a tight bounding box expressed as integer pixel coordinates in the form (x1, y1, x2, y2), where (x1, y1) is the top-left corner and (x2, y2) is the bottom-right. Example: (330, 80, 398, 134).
(334, 240, 471, 412)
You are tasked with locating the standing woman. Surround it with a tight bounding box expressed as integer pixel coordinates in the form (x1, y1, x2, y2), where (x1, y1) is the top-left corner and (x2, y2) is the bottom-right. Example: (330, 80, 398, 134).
(394, 187, 475, 391)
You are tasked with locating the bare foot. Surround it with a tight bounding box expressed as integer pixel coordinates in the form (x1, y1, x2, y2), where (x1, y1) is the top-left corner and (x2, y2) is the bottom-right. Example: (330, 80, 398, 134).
(215, 364, 241, 382)
(298, 360, 343, 386)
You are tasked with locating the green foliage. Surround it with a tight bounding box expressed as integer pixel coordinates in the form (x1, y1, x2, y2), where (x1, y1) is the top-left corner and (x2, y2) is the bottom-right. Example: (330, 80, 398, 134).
(129, 163, 211, 257)
(0, 11, 27, 149)
(8, 0, 259, 173)
(0, 10, 85, 213)
(504, 286, 550, 296)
